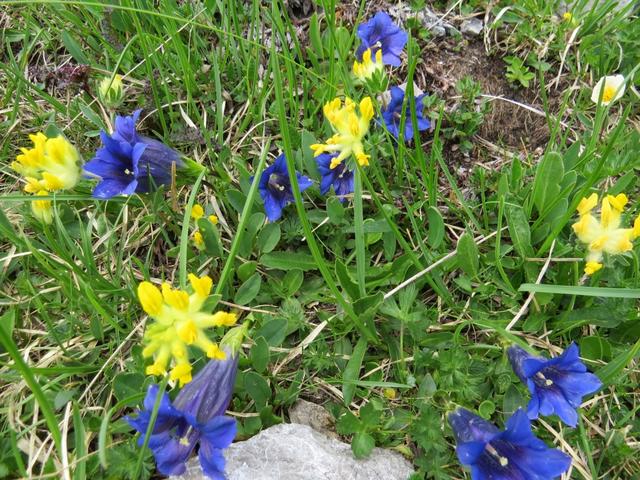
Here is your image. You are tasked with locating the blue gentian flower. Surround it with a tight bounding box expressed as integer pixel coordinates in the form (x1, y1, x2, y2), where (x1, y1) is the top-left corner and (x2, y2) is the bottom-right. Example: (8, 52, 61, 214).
(126, 354, 238, 479)
(316, 153, 354, 202)
(84, 110, 183, 198)
(381, 86, 430, 141)
(356, 12, 408, 67)
(255, 153, 313, 222)
(508, 343, 602, 427)
(448, 408, 571, 480)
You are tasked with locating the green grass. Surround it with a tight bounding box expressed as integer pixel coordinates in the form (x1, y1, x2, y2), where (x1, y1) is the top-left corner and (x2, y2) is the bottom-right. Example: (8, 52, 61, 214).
(1, 0, 640, 479)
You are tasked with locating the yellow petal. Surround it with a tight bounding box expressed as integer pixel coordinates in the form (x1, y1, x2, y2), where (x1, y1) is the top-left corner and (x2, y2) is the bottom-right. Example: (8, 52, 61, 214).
(356, 152, 370, 167)
(607, 193, 628, 212)
(360, 97, 374, 122)
(176, 319, 198, 344)
(584, 261, 603, 275)
(161, 283, 190, 310)
(138, 282, 164, 316)
(169, 363, 192, 386)
(576, 193, 598, 216)
(208, 214, 218, 224)
(189, 273, 212, 298)
(191, 204, 204, 220)
(206, 343, 227, 360)
(146, 363, 166, 376)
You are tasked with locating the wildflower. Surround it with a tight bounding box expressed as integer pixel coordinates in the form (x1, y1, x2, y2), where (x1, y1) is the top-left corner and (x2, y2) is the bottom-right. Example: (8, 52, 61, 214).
(98, 74, 124, 108)
(591, 74, 625, 105)
(356, 12, 408, 67)
(12, 132, 81, 223)
(311, 97, 374, 169)
(316, 153, 354, 202)
(84, 110, 189, 198)
(191, 204, 204, 220)
(448, 408, 571, 480)
(31, 191, 54, 224)
(508, 343, 602, 427)
(193, 231, 205, 250)
(255, 153, 313, 222)
(13, 133, 81, 194)
(562, 12, 573, 22)
(380, 86, 430, 141)
(126, 353, 238, 479)
(571, 193, 640, 275)
(352, 48, 384, 81)
(208, 214, 218, 224)
(138, 274, 237, 386)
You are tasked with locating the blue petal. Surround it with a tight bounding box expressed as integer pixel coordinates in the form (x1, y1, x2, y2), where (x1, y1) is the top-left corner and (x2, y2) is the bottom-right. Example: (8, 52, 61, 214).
(92, 179, 136, 199)
(456, 441, 486, 465)
(297, 174, 314, 192)
(263, 192, 284, 221)
(200, 416, 237, 449)
(198, 443, 227, 480)
(152, 435, 197, 477)
(501, 409, 534, 444)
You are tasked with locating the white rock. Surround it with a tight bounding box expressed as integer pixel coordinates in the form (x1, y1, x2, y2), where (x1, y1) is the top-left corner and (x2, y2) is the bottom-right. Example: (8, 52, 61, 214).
(460, 18, 483, 36)
(174, 423, 414, 480)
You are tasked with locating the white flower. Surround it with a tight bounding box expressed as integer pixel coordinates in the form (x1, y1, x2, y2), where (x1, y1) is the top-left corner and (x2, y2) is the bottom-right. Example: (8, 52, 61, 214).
(591, 74, 625, 105)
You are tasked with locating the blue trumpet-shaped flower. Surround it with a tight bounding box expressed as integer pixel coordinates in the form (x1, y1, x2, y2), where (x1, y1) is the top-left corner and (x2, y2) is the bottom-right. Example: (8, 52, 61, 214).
(381, 86, 431, 141)
(126, 354, 238, 479)
(84, 110, 183, 198)
(316, 153, 354, 202)
(255, 153, 313, 222)
(448, 408, 571, 480)
(356, 12, 408, 67)
(508, 343, 602, 427)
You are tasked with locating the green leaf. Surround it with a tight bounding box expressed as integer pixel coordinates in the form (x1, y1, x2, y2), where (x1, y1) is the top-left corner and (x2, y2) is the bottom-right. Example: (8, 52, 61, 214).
(281, 269, 303, 297)
(335, 260, 360, 300)
(502, 384, 526, 417)
(234, 273, 262, 305)
(250, 337, 270, 373)
(532, 152, 564, 216)
(596, 338, 640, 386)
(352, 432, 375, 459)
(260, 251, 318, 271)
(426, 206, 445, 248)
(0, 309, 15, 338)
(257, 222, 281, 253)
(198, 218, 223, 257)
(237, 261, 258, 282)
(113, 373, 145, 403)
(519, 284, 640, 298)
(327, 196, 345, 224)
(579, 336, 611, 362)
(244, 372, 271, 410)
(61, 31, 90, 64)
(254, 318, 288, 346)
(336, 411, 362, 435)
(308, 13, 324, 59)
(478, 400, 495, 419)
(456, 232, 479, 278)
(342, 338, 367, 406)
(504, 203, 533, 259)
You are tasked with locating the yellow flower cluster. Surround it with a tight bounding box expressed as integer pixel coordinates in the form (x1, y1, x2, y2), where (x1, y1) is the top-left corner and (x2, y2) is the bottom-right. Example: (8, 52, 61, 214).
(311, 97, 374, 169)
(138, 273, 237, 386)
(190, 203, 219, 250)
(12, 133, 81, 223)
(352, 48, 383, 81)
(572, 193, 640, 275)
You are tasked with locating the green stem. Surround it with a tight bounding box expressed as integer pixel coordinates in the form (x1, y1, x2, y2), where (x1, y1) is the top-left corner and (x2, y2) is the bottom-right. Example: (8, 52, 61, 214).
(133, 376, 169, 478)
(353, 167, 367, 297)
(214, 144, 269, 296)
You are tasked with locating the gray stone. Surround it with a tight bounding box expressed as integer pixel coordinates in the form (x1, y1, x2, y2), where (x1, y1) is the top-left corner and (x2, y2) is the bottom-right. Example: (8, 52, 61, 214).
(460, 18, 484, 36)
(387, 3, 454, 37)
(175, 423, 414, 480)
(288, 399, 337, 438)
